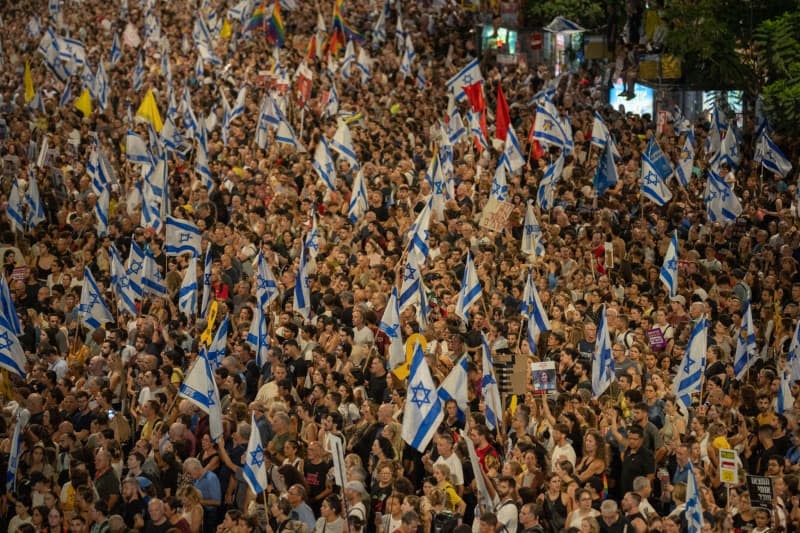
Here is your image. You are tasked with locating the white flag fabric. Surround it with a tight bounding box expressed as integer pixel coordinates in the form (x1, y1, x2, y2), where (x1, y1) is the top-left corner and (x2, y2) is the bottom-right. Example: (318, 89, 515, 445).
(378, 288, 405, 370)
(79, 268, 114, 330)
(242, 413, 268, 494)
(178, 348, 223, 441)
(401, 342, 443, 451)
(165, 216, 202, 257)
(178, 258, 198, 318)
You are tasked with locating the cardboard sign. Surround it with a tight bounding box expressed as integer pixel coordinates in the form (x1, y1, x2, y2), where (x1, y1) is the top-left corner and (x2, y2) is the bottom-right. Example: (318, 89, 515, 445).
(479, 198, 514, 232)
(719, 449, 738, 485)
(646, 328, 666, 351)
(531, 361, 557, 392)
(747, 475, 773, 509)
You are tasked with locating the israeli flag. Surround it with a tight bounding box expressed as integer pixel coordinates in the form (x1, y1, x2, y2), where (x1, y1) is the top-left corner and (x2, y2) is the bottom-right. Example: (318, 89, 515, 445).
(685, 463, 704, 532)
(24, 170, 46, 228)
(416, 64, 426, 91)
(312, 137, 337, 191)
(110, 33, 122, 64)
(178, 258, 198, 318)
(673, 316, 708, 411)
(757, 133, 793, 178)
(395, 8, 406, 51)
(416, 276, 430, 329)
(247, 302, 270, 369)
(275, 118, 306, 152)
(407, 200, 431, 263)
(399, 34, 415, 79)
(777, 369, 794, 414)
(179, 348, 223, 441)
(94, 183, 110, 237)
(398, 250, 422, 312)
(6, 179, 24, 233)
(207, 315, 229, 369)
(591, 305, 615, 398)
(522, 270, 550, 354)
(228, 0, 254, 24)
(502, 125, 526, 174)
(659, 231, 679, 298)
(348, 168, 369, 224)
(59, 82, 72, 108)
(141, 252, 167, 297)
(242, 413, 268, 495)
(733, 299, 757, 379)
(711, 126, 741, 171)
(79, 268, 114, 330)
(330, 122, 359, 169)
(437, 356, 468, 423)
(199, 244, 213, 318)
(481, 334, 504, 431)
(373, 3, 387, 43)
(590, 111, 611, 148)
(255, 98, 271, 150)
(0, 304, 26, 379)
(323, 83, 339, 119)
(490, 160, 509, 203)
(230, 85, 247, 123)
(445, 57, 483, 102)
(533, 100, 569, 149)
(467, 110, 489, 152)
(293, 244, 311, 319)
(252, 251, 278, 309)
(0, 276, 21, 335)
(537, 154, 563, 211)
(356, 47, 371, 83)
(305, 210, 321, 259)
(788, 320, 800, 382)
(455, 252, 482, 324)
(705, 170, 741, 224)
(109, 245, 138, 317)
(593, 140, 618, 197)
(133, 51, 144, 91)
(641, 153, 673, 206)
(126, 240, 146, 297)
(126, 130, 152, 165)
(674, 131, 695, 187)
(341, 41, 355, 81)
(165, 216, 202, 257)
(401, 342, 443, 451)
(379, 287, 405, 370)
(5, 410, 30, 491)
(521, 202, 545, 257)
(644, 136, 673, 180)
(181, 87, 198, 138)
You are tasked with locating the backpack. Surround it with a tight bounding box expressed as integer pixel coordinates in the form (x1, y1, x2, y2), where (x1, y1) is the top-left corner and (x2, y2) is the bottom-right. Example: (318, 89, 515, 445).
(431, 511, 460, 533)
(495, 500, 519, 533)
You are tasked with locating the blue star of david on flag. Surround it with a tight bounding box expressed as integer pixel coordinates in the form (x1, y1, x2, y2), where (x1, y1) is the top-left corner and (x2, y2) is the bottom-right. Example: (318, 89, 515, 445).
(409, 381, 432, 409)
(249, 444, 265, 467)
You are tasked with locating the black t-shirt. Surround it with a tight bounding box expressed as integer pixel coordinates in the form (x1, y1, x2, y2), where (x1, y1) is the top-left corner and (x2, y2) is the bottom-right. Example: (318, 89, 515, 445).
(122, 497, 147, 527)
(286, 357, 308, 385)
(144, 520, 172, 533)
(304, 459, 332, 515)
(619, 447, 655, 494)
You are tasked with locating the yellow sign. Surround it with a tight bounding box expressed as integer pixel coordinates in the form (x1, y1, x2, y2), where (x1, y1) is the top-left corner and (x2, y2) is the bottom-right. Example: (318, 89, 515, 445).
(200, 301, 218, 345)
(719, 448, 738, 485)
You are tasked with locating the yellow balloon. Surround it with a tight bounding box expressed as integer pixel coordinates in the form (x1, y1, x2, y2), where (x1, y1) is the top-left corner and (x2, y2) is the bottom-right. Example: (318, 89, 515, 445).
(394, 334, 428, 380)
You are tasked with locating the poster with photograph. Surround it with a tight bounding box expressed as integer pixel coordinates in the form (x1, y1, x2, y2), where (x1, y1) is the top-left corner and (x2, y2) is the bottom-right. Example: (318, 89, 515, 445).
(531, 361, 557, 392)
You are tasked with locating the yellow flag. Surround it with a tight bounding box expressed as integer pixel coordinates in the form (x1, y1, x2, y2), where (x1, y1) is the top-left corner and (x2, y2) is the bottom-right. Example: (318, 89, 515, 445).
(220, 18, 232, 39)
(509, 394, 518, 416)
(74, 88, 93, 117)
(24, 61, 35, 103)
(200, 301, 219, 345)
(136, 88, 163, 133)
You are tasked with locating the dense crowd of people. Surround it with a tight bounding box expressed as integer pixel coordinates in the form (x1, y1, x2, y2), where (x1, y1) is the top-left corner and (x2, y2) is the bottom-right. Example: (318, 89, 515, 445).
(0, 1, 799, 533)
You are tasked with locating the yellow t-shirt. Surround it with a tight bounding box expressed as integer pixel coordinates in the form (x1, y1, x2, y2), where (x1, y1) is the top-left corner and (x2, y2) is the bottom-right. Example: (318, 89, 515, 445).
(438, 481, 462, 512)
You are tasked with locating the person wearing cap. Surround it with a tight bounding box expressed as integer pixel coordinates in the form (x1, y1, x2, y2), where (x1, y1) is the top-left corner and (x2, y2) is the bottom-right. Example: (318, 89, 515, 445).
(344, 481, 368, 527)
(120, 477, 147, 529)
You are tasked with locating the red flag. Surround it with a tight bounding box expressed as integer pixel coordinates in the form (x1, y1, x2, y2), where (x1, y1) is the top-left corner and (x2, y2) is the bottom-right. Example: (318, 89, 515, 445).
(495, 83, 510, 141)
(463, 81, 485, 113)
(527, 115, 545, 160)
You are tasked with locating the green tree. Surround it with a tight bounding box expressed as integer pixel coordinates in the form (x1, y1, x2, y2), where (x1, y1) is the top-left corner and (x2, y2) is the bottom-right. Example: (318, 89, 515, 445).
(753, 10, 800, 135)
(521, 0, 609, 30)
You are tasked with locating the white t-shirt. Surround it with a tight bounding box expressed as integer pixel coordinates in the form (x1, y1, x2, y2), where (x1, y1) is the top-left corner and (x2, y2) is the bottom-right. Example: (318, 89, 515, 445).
(434, 453, 464, 486)
(551, 442, 576, 468)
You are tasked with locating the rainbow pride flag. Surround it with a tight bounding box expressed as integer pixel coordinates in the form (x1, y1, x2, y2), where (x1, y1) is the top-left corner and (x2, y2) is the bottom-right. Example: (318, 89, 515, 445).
(245, 4, 266, 32)
(267, 0, 286, 47)
(329, 0, 364, 55)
